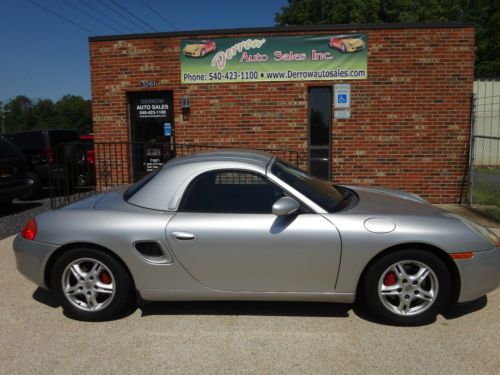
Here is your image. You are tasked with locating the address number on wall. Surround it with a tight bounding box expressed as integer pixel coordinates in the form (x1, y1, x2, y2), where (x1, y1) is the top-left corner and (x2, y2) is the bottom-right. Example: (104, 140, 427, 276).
(140, 80, 158, 88)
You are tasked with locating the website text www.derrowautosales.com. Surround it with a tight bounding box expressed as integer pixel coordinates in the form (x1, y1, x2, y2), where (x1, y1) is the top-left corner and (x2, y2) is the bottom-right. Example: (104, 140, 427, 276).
(182, 69, 366, 83)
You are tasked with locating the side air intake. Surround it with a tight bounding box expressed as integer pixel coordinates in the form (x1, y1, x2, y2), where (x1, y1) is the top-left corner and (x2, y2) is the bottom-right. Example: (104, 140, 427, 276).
(134, 241, 171, 264)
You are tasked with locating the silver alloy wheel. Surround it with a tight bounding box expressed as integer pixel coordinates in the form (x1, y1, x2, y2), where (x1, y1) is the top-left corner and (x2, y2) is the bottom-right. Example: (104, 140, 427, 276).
(378, 260, 439, 316)
(61, 258, 116, 312)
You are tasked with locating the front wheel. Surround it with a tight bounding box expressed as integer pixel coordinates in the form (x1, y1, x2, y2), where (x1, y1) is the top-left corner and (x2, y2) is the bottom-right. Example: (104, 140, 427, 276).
(51, 248, 134, 321)
(362, 250, 451, 325)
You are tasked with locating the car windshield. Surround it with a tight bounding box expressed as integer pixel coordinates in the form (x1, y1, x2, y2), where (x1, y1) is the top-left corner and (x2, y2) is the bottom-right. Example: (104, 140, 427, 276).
(271, 159, 345, 212)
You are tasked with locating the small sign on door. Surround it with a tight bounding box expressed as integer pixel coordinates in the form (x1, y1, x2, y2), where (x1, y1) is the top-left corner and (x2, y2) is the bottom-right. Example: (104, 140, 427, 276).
(164, 123, 172, 136)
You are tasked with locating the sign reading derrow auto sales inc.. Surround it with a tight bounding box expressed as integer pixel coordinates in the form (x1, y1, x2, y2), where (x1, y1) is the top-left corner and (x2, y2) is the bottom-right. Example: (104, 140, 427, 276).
(180, 34, 368, 84)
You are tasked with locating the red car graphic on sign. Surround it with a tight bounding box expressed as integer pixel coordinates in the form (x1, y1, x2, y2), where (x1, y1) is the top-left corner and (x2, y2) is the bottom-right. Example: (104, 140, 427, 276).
(183, 40, 217, 58)
(329, 35, 365, 53)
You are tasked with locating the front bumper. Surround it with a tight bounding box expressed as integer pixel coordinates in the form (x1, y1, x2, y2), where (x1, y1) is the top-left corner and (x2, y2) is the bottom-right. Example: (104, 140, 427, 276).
(347, 45, 364, 52)
(183, 50, 200, 57)
(456, 247, 500, 303)
(13, 235, 59, 289)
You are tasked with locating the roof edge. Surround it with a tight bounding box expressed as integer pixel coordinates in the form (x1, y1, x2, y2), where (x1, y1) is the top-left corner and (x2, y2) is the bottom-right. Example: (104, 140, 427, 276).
(88, 22, 475, 42)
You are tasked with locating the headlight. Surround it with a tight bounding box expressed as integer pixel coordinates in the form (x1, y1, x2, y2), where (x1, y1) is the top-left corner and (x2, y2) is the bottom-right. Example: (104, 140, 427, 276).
(461, 218, 500, 247)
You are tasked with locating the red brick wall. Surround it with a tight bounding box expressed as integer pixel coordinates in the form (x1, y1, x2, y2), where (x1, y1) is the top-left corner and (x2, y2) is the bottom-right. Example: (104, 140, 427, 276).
(89, 26, 475, 203)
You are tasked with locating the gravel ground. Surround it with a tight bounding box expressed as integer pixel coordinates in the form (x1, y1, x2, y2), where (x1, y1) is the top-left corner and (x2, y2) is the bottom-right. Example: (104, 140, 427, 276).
(0, 197, 52, 239)
(1, 235, 500, 374)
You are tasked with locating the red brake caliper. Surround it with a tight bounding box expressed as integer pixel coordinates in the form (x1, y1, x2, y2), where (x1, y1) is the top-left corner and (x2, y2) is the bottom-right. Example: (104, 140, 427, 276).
(100, 271, 112, 284)
(383, 272, 397, 286)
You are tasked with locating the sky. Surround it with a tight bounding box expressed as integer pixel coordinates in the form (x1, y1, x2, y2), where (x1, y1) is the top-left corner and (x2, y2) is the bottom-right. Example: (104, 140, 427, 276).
(0, 0, 287, 103)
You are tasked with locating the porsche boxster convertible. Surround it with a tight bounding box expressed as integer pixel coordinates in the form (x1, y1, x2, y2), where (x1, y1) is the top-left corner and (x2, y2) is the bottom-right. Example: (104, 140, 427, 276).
(183, 40, 216, 57)
(13, 150, 500, 324)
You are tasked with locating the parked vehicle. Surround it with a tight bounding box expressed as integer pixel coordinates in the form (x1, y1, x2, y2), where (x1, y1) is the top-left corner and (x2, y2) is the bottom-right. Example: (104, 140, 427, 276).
(77, 134, 95, 186)
(4, 129, 80, 198)
(13, 150, 500, 324)
(0, 135, 32, 205)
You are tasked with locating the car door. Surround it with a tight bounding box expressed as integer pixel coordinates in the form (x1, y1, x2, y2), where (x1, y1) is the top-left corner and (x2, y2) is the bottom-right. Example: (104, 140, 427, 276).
(165, 169, 341, 293)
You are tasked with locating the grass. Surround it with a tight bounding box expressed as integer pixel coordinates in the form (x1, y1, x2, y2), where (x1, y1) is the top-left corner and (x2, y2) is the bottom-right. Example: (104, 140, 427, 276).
(474, 166, 500, 175)
(472, 188, 500, 206)
(475, 206, 500, 223)
(471, 166, 500, 222)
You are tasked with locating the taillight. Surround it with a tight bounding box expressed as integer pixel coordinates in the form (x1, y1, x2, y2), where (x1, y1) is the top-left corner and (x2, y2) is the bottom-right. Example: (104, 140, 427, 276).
(45, 148, 54, 164)
(21, 217, 37, 241)
(86, 150, 95, 165)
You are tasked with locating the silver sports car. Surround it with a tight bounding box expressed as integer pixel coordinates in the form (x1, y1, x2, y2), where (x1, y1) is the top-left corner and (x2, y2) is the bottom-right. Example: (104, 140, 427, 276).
(13, 150, 500, 324)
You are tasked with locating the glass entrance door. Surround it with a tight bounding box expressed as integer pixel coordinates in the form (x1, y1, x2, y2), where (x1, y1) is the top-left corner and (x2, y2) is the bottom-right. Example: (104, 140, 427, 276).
(308, 87, 332, 180)
(128, 91, 174, 181)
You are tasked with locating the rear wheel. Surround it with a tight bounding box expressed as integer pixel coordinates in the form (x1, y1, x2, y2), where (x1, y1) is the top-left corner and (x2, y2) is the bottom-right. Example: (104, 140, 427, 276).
(200, 48, 206, 57)
(340, 43, 347, 53)
(51, 248, 134, 321)
(363, 250, 451, 325)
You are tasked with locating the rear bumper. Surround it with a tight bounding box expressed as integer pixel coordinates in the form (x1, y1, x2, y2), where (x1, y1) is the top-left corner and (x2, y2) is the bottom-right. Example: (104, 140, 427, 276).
(456, 247, 500, 303)
(13, 235, 59, 289)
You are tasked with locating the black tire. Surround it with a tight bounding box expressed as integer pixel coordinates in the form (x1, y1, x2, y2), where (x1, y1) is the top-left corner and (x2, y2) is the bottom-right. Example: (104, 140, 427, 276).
(21, 171, 42, 199)
(51, 248, 134, 321)
(362, 249, 451, 325)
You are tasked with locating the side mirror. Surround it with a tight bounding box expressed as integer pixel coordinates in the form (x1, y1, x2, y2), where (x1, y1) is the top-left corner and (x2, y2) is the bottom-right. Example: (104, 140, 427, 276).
(272, 197, 300, 216)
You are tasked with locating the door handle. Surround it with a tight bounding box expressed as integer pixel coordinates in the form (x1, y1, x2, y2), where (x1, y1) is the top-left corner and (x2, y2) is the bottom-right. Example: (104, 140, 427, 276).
(171, 231, 196, 241)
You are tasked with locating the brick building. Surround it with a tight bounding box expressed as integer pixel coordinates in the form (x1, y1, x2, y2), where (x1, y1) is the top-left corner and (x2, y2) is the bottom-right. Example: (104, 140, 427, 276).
(89, 22, 475, 203)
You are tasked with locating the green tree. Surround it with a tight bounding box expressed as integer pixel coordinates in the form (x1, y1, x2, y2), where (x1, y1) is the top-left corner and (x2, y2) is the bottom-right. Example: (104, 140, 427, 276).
(4, 95, 36, 131)
(33, 99, 57, 130)
(54, 95, 92, 133)
(2, 95, 92, 134)
(275, 0, 500, 77)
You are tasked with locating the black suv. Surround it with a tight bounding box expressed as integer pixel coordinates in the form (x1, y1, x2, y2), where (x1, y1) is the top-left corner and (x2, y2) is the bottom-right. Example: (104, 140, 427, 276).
(0, 135, 32, 205)
(4, 129, 79, 198)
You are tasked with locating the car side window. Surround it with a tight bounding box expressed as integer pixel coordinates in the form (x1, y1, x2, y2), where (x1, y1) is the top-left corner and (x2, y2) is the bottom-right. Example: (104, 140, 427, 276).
(180, 170, 285, 213)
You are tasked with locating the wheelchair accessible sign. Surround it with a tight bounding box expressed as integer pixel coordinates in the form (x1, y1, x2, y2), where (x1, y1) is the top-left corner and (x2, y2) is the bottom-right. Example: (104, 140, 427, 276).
(334, 83, 351, 119)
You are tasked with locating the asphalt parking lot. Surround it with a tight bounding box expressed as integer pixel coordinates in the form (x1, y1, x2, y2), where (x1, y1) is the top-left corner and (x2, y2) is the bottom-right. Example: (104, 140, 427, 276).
(1, 234, 500, 374)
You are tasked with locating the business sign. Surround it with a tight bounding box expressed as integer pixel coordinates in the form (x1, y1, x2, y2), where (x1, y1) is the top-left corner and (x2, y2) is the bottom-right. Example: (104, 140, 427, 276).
(130, 96, 171, 120)
(180, 34, 367, 84)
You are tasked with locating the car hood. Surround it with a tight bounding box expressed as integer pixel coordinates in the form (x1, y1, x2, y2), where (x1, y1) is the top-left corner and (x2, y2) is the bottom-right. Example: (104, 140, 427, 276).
(345, 38, 364, 47)
(184, 44, 203, 51)
(343, 185, 445, 216)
